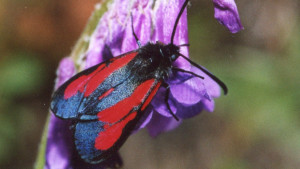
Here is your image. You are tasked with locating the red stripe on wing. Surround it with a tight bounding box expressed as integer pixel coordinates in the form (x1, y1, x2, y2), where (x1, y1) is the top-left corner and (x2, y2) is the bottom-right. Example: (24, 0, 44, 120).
(98, 88, 114, 100)
(63, 52, 137, 99)
(64, 64, 106, 99)
(84, 52, 137, 97)
(141, 82, 161, 111)
(95, 112, 137, 150)
(97, 79, 156, 123)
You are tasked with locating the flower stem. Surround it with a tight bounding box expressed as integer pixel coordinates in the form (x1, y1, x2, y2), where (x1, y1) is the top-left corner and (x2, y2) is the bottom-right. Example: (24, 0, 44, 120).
(34, 1, 110, 168)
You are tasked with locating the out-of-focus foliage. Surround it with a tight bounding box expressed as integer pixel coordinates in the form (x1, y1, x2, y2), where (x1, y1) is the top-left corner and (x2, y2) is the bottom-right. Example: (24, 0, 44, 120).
(0, 0, 299, 168)
(0, 0, 98, 168)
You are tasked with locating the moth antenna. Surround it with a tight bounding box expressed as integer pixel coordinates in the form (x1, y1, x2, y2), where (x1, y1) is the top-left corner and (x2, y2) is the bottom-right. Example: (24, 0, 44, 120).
(179, 53, 228, 95)
(178, 43, 190, 47)
(170, 0, 190, 44)
(172, 67, 204, 79)
(131, 13, 141, 48)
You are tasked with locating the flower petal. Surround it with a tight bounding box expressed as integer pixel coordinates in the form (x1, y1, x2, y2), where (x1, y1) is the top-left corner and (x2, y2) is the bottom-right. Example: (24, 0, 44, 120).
(45, 115, 73, 169)
(151, 87, 177, 117)
(85, 14, 110, 68)
(170, 75, 206, 106)
(55, 58, 76, 89)
(176, 101, 204, 119)
(153, 0, 190, 69)
(135, 106, 154, 130)
(202, 98, 215, 112)
(169, 65, 221, 118)
(147, 111, 182, 137)
(121, 1, 152, 52)
(190, 66, 221, 98)
(213, 0, 244, 33)
(86, 0, 130, 68)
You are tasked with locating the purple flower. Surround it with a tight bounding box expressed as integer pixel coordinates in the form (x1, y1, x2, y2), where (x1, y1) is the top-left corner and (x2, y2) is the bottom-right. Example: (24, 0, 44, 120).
(213, 0, 244, 33)
(45, 0, 243, 168)
(45, 58, 74, 169)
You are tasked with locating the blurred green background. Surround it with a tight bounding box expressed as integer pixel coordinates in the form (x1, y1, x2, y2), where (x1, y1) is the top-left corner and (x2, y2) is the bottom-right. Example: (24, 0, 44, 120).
(0, 0, 299, 168)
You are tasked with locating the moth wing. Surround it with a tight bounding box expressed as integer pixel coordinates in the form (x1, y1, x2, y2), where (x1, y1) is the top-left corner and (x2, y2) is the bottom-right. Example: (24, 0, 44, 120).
(75, 79, 161, 163)
(50, 52, 138, 119)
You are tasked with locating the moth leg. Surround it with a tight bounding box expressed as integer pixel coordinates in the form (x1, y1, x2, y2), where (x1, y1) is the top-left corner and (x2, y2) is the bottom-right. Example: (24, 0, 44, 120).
(162, 82, 179, 121)
(172, 67, 204, 80)
(130, 13, 141, 48)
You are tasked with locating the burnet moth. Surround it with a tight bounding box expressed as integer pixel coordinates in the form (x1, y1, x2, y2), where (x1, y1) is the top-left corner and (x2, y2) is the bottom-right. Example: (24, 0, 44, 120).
(50, 0, 227, 164)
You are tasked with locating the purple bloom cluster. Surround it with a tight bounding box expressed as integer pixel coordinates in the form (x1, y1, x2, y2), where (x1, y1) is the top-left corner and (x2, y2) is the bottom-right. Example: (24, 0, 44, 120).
(45, 0, 243, 168)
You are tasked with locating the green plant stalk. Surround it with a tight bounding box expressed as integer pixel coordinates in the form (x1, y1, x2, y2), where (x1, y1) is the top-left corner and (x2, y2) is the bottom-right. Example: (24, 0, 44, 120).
(34, 1, 110, 168)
